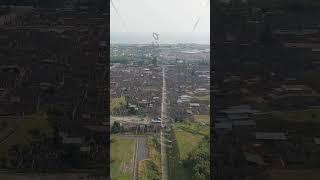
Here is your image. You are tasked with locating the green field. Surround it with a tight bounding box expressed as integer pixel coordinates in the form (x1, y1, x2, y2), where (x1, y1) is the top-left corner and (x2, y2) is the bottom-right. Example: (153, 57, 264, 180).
(175, 121, 209, 138)
(138, 160, 160, 180)
(172, 121, 210, 180)
(0, 113, 53, 158)
(174, 127, 204, 160)
(193, 95, 210, 102)
(173, 164, 193, 180)
(193, 115, 210, 125)
(143, 86, 160, 92)
(138, 136, 161, 180)
(111, 135, 135, 180)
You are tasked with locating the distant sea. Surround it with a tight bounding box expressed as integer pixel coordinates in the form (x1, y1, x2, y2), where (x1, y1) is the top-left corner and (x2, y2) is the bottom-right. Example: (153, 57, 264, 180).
(111, 32, 210, 45)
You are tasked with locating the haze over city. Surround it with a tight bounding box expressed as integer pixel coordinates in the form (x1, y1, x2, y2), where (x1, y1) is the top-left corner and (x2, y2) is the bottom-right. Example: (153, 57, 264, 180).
(110, 0, 210, 44)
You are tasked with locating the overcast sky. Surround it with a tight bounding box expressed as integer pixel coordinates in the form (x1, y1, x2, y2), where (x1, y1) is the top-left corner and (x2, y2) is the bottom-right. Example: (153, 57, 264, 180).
(110, 0, 210, 33)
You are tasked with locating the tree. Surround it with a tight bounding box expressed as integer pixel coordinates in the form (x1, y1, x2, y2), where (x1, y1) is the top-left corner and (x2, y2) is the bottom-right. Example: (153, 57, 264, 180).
(128, 107, 137, 115)
(110, 96, 127, 115)
(187, 139, 210, 180)
(111, 121, 121, 133)
(152, 57, 157, 66)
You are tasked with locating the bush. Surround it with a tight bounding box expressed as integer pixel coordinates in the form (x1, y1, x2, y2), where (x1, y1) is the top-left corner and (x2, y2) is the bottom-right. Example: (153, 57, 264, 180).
(187, 140, 210, 180)
(110, 96, 127, 115)
(111, 121, 121, 133)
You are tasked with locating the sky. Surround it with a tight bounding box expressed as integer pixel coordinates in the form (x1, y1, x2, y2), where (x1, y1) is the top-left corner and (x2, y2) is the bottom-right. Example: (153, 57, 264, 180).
(110, 0, 210, 43)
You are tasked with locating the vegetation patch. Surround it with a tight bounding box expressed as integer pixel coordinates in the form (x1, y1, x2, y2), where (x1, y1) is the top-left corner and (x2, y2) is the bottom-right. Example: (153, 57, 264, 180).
(137, 136, 161, 180)
(172, 121, 210, 180)
(110, 135, 135, 180)
(143, 86, 159, 92)
(193, 95, 210, 103)
(138, 159, 161, 180)
(174, 127, 204, 160)
(148, 136, 161, 168)
(193, 115, 210, 125)
(111, 96, 127, 115)
(186, 139, 210, 180)
(175, 122, 209, 137)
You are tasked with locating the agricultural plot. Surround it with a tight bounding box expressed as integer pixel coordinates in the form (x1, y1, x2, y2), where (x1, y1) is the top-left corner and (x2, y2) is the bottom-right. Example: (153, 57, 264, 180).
(193, 115, 210, 125)
(172, 121, 210, 180)
(110, 135, 136, 180)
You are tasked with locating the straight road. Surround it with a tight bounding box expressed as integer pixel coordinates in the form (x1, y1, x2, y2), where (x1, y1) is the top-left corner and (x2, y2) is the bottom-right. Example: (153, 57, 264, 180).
(161, 66, 169, 180)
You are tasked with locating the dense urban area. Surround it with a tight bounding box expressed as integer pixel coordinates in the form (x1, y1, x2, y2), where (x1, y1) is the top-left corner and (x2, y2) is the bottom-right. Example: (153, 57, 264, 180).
(110, 44, 210, 180)
(0, 0, 108, 179)
(5, 0, 320, 180)
(214, 0, 320, 179)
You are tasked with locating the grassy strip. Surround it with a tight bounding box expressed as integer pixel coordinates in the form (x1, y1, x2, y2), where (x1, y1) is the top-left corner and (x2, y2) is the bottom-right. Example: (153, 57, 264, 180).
(110, 135, 135, 180)
(193, 115, 210, 125)
(137, 136, 161, 180)
(175, 122, 209, 137)
(148, 136, 161, 168)
(193, 95, 210, 102)
(138, 160, 160, 180)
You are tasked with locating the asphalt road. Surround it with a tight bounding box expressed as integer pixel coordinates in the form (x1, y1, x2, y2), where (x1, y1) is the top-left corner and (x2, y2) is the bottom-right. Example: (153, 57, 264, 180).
(136, 137, 148, 162)
(133, 136, 148, 179)
(161, 66, 169, 180)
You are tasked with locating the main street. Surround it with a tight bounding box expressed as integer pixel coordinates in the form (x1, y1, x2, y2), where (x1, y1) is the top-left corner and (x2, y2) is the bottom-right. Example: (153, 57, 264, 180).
(161, 66, 168, 180)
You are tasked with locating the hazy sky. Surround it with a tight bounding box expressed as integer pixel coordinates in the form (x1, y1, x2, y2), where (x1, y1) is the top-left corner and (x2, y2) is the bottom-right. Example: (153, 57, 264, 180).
(110, 0, 210, 33)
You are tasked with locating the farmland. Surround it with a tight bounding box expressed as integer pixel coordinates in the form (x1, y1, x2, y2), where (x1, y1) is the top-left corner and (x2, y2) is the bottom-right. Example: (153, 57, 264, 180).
(172, 121, 210, 180)
(110, 135, 136, 180)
